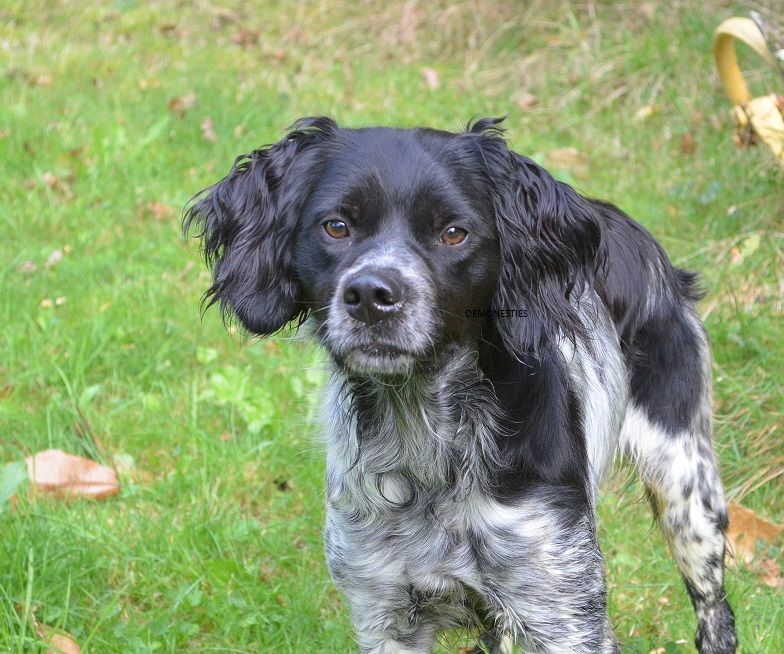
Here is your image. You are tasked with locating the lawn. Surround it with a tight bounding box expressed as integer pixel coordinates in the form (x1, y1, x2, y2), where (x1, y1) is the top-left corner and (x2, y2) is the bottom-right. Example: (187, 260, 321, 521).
(0, 1, 782, 652)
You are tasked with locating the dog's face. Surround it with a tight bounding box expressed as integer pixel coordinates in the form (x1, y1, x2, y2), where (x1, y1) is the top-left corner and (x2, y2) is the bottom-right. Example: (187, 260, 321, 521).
(185, 118, 604, 374)
(292, 127, 501, 374)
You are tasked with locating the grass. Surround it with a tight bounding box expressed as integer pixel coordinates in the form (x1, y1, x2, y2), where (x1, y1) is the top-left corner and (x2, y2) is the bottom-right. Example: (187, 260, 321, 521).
(0, 0, 782, 652)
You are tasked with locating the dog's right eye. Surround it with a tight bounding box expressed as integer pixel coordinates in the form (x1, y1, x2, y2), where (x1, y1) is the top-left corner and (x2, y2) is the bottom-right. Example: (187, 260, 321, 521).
(324, 219, 350, 239)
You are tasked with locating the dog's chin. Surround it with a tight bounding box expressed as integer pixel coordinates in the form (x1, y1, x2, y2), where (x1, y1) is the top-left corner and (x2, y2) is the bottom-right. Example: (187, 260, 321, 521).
(337, 348, 417, 377)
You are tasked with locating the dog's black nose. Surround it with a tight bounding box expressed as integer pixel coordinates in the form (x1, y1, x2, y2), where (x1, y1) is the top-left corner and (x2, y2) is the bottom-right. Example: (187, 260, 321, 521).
(343, 272, 403, 324)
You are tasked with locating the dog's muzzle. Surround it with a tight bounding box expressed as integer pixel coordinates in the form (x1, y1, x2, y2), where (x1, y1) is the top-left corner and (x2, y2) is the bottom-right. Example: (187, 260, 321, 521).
(325, 254, 437, 375)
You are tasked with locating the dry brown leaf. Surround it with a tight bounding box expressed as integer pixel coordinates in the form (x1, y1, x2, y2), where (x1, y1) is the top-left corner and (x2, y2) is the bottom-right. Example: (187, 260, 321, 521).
(726, 502, 783, 565)
(681, 132, 696, 154)
(42, 172, 74, 199)
(758, 558, 783, 588)
(35, 72, 53, 87)
(25, 449, 119, 499)
(212, 7, 240, 26)
(168, 92, 197, 116)
(514, 92, 539, 110)
(138, 78, 161, 90)
(201, 117, 217, 143)
(29, 610, 81, 654)
(546, 147, 585, 173)
(146, 202, 175, 221)
(231, 28, 260, 48)
(633, 105, 656, 122)
(45, 631, 81, 654)
(420, 67, 440, 90)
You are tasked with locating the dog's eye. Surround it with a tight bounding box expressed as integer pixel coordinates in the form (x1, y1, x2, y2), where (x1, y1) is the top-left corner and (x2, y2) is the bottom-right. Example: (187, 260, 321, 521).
(441, 226, 468, 245)
(324, 219, 350, 239)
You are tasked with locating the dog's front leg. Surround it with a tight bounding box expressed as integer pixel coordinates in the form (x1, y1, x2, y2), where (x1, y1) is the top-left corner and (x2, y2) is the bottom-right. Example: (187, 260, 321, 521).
(324, 515, 439, 654)
(475, 492, 619, 654)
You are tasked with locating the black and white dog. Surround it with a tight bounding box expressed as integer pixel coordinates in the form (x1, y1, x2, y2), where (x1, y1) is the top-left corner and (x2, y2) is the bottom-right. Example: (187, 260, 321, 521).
(185, 117, 737, 654)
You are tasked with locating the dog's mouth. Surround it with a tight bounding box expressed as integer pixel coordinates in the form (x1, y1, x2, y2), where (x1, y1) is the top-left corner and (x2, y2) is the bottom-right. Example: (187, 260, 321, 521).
(337, 345, 418, 376)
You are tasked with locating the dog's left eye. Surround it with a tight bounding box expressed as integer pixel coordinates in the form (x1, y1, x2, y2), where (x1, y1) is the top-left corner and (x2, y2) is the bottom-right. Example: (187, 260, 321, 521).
(324, 219, 350, 239)
(441, 226, 468, 245)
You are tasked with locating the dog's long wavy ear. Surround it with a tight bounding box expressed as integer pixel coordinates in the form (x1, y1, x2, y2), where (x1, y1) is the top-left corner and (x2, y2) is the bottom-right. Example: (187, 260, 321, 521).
(184, 117, 336, 335)
(468, 118, 605, 358)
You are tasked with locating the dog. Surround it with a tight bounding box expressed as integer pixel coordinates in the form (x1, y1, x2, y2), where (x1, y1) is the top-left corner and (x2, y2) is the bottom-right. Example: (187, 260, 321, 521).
(185, 117, 737, 654)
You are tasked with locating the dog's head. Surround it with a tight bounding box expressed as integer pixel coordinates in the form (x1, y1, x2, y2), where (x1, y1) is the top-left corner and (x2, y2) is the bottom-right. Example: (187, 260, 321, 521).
(185, 117, 603, 375)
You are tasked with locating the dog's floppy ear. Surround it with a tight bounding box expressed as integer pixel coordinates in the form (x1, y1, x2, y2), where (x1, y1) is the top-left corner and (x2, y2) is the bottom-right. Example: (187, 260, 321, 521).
(184, 117, 336, 335)
(467, 118, 605, 358)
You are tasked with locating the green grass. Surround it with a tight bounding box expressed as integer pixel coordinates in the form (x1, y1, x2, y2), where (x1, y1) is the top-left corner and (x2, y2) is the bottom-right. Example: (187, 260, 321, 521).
(1, 1, 782, 652)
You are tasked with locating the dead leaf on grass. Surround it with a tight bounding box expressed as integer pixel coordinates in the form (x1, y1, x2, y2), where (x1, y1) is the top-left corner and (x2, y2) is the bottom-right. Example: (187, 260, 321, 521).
(726, 502, 783, 565)
(212, 7, 240, 26)
(231, 28, 260, 48)
(29, 610, 81, 654)
(168, 92, 197, 116)
(201, 117, 217, 143)
(25, 449, 119, 499)
(681, 132, 696, 154)
(146, 202, 175, 221)
(42, 172, 74, 199)
(545, 147, 588, 177)
(420, 67, 440, 90)
(758, 558, 783, 588)
(514, 92, 539, 109)
(633, 105, 656, 122)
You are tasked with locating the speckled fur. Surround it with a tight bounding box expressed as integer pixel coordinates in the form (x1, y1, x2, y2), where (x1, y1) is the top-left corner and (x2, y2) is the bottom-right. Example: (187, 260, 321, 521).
(185, 118, 737, 653)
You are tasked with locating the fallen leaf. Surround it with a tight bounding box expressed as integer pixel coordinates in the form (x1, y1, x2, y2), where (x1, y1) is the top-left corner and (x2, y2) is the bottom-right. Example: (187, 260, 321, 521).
(40, 298, 54, 308)
(42, 172, 74, 199)
(25, 449, 119, 499)
(54, 296, 66, 306)
(168, 92, 197, 116)
(30, 611, 81, 654)
(758, 558, 783, 588)
(201, 117, 217, 143)
(231, 28, 260, 48)
(639, 2, 655, 20)
(514, 91, 539, 109)
(0, 128, 10, 139)
(159, 23, 179, 38)
(19, 260, 37, 274)
(35, 72, 53, 87)
(634, 105, 656, 122)
(146, 202, 175, 221)
(212, 7, 240, 26)
(138, 78, 161, 90)
(726, 502, 783, 565)
(545, 147, 586, 174)
(420, 67, 440, 90)
(681, 132, 696, 154)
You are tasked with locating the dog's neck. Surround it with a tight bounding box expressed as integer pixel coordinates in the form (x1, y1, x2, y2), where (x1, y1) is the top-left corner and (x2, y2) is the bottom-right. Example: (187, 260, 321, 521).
(324, 344, 508, 509)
